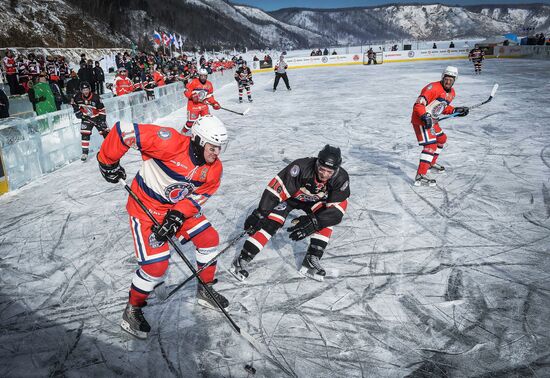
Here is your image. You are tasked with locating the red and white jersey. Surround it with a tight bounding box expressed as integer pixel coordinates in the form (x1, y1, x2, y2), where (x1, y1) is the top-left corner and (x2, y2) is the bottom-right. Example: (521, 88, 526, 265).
(17, 60, 29, 76)
(98, 121, 223, 222)
(28, 60, 41, 76)
(411, 81, 455, 125)
(114, 75, 134, 96)
(184, 78, 217, 105)
(45, 61, 59, 80)
(2, 56, 16, 75)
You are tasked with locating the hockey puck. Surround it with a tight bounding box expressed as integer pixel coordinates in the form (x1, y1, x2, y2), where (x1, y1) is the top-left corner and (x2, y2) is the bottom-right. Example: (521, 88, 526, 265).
(244, 364, 256, 374)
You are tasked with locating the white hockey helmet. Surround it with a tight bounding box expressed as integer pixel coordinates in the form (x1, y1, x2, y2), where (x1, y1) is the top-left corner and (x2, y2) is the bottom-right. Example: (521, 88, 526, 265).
(441, 66, 458, 80)
(198, 68, 208, 76)
(192, 115, 228, 148)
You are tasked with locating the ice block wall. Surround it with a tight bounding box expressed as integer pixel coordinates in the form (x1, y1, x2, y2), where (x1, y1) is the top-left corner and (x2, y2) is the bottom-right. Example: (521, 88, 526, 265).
(0, 69, 235, 192)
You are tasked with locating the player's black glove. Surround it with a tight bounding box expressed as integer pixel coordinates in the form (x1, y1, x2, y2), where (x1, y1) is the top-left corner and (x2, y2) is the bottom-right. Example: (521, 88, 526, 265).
(250, 80, 254, 85)
(420, 113, 433, 129)
(287, 214, 320, 241)
(152, 210, 186, 242)
(454, 106, 469, 117)
(97, 155, 126, 184)
(244, 209, 266, 234)
(74, 110, 83, 119)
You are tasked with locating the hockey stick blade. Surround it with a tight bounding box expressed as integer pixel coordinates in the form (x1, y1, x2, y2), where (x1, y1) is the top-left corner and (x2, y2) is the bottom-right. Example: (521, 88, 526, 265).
(242, 107, 250, 115)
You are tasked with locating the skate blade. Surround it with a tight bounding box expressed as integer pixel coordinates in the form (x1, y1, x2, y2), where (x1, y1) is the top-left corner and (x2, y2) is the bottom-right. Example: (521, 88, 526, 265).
(228, 267, 248, 282)
(414, 181, 436, 187)
(299, 267, 325, 282)
(120, 320, 148, 339)
(197, 298, 224, 311)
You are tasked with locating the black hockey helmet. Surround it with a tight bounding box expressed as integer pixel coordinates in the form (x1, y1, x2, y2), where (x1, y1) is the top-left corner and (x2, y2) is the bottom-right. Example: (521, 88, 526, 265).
(317, 145, 342, 170)
(79, 81, 91, 91)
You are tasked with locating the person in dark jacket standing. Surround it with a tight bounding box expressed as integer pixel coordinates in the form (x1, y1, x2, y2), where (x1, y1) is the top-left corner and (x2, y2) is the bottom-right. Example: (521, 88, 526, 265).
(0, 88, 9, 118)
(77, 62, 93, 87)
(93, 61, 105, 95)
(65, 71, 81, 99)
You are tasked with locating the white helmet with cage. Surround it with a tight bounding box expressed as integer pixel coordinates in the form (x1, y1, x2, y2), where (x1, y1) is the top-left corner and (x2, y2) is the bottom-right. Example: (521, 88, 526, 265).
(198, 68, 208, 76)
(441, 66, 458, 80)
(191, 115, 228, 147)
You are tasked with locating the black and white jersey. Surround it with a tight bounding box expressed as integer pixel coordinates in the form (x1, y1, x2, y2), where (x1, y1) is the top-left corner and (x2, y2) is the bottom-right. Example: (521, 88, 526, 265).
(258, 157, 350, 228)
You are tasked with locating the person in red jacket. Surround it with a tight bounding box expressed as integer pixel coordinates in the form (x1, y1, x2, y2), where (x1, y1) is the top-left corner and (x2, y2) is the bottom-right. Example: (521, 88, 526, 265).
(411, 66, 469, 186)
(182, 68, 221, 133)
(97, 115, 229, 339)
(153, 67, 165, 87)
(113, 68, 133, 96)
(2, 50, 20, 95)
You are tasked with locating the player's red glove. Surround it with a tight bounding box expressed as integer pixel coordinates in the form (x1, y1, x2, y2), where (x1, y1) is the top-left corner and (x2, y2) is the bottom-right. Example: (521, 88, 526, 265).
(212, 102, 221, 110)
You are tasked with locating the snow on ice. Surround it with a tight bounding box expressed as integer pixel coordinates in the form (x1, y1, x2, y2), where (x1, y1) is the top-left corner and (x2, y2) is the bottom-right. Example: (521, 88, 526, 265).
(1, 58, 549, 377)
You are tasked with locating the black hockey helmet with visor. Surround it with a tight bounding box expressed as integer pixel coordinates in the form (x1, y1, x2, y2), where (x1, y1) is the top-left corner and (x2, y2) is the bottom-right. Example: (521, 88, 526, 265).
(316, 145, 342, 179)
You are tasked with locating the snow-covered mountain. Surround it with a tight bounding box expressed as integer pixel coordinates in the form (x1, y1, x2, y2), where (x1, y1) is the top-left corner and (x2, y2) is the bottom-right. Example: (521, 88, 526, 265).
(270, 4, 550, 44)
(1, 1, 549, 50)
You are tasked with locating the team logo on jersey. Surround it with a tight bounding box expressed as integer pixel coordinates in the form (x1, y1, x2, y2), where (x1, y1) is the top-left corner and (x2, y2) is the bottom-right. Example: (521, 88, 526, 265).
(148, 233, 166, 248)
(274, 202, 287, 211)
(165, 182, 195, 203)
(290, 165, 300, 177)
(200, 167, 208, 180)
(158, 128, 172, 140)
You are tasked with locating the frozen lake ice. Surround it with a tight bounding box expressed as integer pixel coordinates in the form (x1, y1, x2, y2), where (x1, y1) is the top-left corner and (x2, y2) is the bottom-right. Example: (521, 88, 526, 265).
(1, 58, 549, 377)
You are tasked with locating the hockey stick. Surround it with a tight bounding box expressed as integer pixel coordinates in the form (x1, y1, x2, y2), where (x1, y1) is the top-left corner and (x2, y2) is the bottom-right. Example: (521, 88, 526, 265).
(118, 180, 244, 334)
(118, 180, 296, 376)
(438, 83, 499, 122)
(220, 106, 250, 116)
(162, 230, 248, 300)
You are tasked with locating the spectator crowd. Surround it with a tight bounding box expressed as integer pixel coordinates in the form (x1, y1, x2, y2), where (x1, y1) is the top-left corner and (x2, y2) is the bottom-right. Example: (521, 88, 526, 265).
(1, 49, 237, 118)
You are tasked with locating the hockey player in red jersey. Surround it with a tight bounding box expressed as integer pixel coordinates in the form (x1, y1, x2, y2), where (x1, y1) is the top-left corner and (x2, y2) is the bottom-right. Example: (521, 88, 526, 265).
(113, 67, 133, 96)
(182, 68, 221, 133)
(71, 82, 108, 161)
(230, 145, 350, 282)
(411, 66, 469, 186)
(97, 115, 229, 339)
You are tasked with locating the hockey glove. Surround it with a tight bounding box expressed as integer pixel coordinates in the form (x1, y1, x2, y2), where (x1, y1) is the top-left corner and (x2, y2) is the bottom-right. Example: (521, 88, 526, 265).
(191, 92, 200, 103)
(287, 214, 319, 241)
(453, 106, 469, 117)
(420, 113, 433, 129)
(250, 80, 254, 86)
(212, 101, 221, 110)
(97, 155, 126, 184)
(74, 110, 83, 119)
(244, 209, 266, 234)
(152, 210, 186, 242)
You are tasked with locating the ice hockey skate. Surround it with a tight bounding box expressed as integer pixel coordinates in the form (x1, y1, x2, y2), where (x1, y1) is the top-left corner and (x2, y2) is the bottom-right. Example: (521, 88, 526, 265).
(229, 254, 250, 282)
(196, 280, 229, 311)
(299, 254, 326, 281)
(429, 163, 445, 173)
(80, 153, 88, 162)
(120, 303, 150, 339)
(414, 173, 436, 187)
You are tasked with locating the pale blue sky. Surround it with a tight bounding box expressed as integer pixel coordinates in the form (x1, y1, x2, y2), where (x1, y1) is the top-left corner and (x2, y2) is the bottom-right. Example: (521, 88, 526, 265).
(235, 0, 550, 12)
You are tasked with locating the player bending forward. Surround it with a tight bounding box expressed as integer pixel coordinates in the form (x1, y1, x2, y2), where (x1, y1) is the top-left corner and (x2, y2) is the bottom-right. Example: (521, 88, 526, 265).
(182, 68, 221, 133)
(97, 115, 229, 339)
(411, 66, 469, 186)
(234, 61, 253, 103)
(230, 145, 350, 282)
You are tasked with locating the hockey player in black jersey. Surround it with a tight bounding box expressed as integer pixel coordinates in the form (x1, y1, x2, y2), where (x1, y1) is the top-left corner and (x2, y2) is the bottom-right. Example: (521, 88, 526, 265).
(234, 61, 253, 103)
(71, 82, 108, 161)
(231, 145, 350, 281)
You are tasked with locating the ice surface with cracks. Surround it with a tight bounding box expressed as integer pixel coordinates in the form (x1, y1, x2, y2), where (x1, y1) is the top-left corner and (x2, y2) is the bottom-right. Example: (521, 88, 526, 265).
(1, 59, 550, 377)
